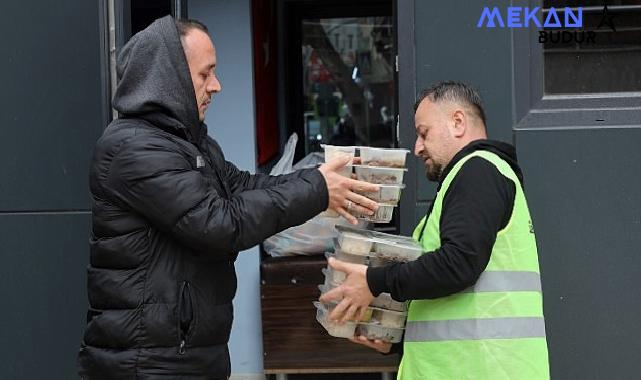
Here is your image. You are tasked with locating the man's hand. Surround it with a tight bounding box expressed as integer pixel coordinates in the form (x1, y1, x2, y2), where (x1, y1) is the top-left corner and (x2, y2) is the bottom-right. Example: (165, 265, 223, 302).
(318, 157, 379, 225)
(348, 335, 392, 354)
(319, 257, 374, 322)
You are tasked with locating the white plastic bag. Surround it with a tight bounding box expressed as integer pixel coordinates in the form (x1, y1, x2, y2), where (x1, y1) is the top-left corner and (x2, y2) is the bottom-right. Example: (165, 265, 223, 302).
(264, 134, 366, 257)
(270, 133, 298, 176)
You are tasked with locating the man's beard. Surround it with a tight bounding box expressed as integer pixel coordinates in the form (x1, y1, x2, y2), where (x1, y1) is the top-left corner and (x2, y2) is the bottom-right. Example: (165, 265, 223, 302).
(426, 162, 443, 182)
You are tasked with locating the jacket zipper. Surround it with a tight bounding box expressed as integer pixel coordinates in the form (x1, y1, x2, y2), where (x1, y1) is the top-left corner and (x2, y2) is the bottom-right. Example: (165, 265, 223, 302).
(177, 280, 193, 355)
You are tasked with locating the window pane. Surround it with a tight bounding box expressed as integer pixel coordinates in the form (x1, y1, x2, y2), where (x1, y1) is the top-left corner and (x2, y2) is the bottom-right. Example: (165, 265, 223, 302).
(543, 0, 641, 94)
(301, 17, 395, 154)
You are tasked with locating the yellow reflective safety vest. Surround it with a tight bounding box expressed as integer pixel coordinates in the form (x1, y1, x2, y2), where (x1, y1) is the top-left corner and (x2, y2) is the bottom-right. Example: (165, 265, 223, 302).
(399, 150, 550, 380)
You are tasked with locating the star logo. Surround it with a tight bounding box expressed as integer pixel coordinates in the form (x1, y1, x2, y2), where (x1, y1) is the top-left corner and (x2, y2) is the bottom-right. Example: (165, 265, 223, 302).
(597, 4, 617, 33)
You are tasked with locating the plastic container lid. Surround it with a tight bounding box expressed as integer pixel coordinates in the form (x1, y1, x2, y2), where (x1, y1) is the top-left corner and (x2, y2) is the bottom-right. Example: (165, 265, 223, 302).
(321, 144, 356, 164)
(359, 146, 410, 168)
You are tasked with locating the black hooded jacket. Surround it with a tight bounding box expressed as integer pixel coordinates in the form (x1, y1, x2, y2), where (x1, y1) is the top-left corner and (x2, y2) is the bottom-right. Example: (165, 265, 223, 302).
(367, 139, 523, 301)
(78, 16, 328, 379)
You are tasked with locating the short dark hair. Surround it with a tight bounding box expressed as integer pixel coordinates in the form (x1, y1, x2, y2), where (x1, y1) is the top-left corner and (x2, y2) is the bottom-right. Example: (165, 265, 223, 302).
(414, 81, 487, 127)
(175, 18, 209, 37)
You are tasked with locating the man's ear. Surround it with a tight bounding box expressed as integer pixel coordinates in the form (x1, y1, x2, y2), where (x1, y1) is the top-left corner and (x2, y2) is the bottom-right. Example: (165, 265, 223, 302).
(451, 109, 466, 138)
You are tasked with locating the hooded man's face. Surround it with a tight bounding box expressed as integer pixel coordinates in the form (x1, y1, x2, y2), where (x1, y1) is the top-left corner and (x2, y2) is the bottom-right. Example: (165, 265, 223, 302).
(182, 29, 222, 121)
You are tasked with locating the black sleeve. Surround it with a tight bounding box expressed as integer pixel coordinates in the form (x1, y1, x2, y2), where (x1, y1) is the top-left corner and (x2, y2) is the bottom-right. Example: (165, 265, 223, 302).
(224, 159, 318, 194)
(367, 157, 515, 300)
(106, 135, 329, 255)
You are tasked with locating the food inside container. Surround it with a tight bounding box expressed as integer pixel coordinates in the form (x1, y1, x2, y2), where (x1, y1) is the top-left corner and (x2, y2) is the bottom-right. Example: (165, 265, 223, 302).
(355, 323, 404, 343)
(349, 203, 396, 224)
(368, 255, 391, 267)
(359, 147, 410, 168)
(373, 239, 423, 262)
(314, 302, 357, 338)
(369, 307, 407, 329)
(337, 231, 374, 255)
(356, 184, 405, 204)
(370, 292, 407, 312)
(322, 144, 356, 164)
(354, 165, 406, 185)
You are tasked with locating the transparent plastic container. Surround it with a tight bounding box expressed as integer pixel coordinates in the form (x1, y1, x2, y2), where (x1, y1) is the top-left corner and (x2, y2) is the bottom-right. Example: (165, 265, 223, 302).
(370, 292, 407, 312)
(319, 209, 340, 218)
(337, 165, 352, 178)
(322, 267, 346, 287)
(314, 302, 357, 338)
(337, 231, 374, 255)
(354, 165, 406, 185)
(327, 249, 369, 265)
(322, 144, 356, 163)
(368, 255, 396, 267)
(328, 300, 374, 322)
(350, 203, 396, 223)
(356, 323, 404, 343)
(335, 225, 375, 239)
(359, 147, 410, 168)
(373, 239, 423, 262)
(356, 184, 405, 204)
(369, 307, 407, 329)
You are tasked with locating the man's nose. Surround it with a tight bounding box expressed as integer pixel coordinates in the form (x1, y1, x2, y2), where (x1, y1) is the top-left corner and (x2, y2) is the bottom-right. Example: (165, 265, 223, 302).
(414, 138, 423, 156)
(208, 75, 221, 93)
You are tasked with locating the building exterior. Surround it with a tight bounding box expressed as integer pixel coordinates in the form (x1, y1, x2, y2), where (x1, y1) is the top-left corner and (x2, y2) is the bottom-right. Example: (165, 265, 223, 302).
(1, 0, 640, 379)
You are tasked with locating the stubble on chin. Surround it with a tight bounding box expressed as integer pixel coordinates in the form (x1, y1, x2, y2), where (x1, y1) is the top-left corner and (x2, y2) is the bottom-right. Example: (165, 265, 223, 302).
(426, 163, 442, 182)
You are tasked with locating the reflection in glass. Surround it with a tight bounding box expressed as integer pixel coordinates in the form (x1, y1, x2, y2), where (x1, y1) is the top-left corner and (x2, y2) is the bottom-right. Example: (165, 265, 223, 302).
(301, 17, 395, 154)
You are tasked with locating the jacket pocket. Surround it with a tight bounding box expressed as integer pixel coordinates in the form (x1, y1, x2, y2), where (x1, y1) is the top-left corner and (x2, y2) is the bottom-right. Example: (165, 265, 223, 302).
(177, 280, 194, 355)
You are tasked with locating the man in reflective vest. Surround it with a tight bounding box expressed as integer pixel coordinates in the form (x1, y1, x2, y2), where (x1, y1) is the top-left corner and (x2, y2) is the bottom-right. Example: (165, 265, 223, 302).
(321, 81, 550, 379)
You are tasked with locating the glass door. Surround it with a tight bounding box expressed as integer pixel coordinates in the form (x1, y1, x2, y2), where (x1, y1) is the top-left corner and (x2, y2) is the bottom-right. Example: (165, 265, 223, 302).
(301, 16, 396, 154)
(283, 0, 396, 161)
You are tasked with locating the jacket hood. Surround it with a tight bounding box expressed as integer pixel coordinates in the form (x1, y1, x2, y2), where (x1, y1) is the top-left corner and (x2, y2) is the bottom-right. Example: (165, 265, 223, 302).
(112, 15, 202, 144)
(443, 139, 524, 185)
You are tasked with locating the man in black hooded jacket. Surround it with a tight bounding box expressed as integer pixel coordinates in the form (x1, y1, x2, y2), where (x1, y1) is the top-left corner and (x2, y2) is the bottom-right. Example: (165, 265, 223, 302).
(77, 16, 378, 379)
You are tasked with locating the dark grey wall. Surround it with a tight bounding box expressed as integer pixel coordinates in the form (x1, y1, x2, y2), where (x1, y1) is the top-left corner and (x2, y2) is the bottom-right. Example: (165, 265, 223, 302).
(516, 127, 641, 379)
(0, 1, 105, 378)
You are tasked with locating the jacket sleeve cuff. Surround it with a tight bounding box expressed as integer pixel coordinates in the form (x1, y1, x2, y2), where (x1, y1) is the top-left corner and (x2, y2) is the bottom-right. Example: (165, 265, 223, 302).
(311, 169, 330, 210)
(366, 266, 389, 297)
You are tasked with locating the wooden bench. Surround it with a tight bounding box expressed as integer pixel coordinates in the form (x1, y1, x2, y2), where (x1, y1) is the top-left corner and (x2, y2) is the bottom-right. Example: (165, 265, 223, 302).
(260, 255, 399, 377)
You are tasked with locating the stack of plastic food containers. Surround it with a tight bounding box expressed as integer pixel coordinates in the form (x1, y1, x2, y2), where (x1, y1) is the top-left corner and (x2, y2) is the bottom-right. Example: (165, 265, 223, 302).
(320, 145, 410, 223)
(314, 225, 423, 342)
(354, 146, 409, 223)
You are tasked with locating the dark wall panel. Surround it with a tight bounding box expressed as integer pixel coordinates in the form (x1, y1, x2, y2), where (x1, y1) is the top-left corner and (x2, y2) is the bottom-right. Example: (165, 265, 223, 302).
(516, 127, 641, 379)
(0, 213, 90, 379)
(414, 0, 513, 145)
(0, 1, 104, 211)
(412, 0, 513, 203)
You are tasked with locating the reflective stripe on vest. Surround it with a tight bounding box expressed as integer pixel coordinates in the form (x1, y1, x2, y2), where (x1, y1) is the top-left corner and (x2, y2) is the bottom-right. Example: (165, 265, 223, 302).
(405, 316, 546, 342)
(461, 270, 541, 293)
